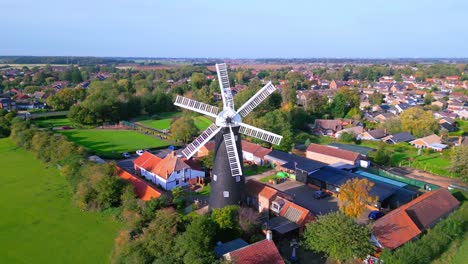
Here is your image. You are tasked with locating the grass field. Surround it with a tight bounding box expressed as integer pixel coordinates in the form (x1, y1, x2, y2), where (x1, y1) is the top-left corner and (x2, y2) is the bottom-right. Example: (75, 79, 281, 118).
(34, 117, 73, 128)
(59, 129, 169, 156)
(0, 138, 121, 263)
(138, 112, 212, 131)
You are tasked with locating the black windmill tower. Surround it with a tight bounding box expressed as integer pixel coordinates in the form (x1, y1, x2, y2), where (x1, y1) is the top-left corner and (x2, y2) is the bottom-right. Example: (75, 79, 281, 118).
(174, 63, 282, 209)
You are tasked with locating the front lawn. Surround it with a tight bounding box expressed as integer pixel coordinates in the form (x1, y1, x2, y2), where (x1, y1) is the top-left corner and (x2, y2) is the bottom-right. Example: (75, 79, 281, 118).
(0, 138, 122, 263)
(244, 164, 272, 176)
(259, 174, 278, 183)
(59, 129, 169, 157)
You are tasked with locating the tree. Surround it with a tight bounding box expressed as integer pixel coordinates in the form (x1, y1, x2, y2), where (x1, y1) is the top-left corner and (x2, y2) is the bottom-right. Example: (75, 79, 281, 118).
(378, 117, 402, 134)
(345, 107, 361, 120)
(304, 91, 328, 116)
(423, 92, 434, 105)
(338, 178, 377, 219)
(302, 212, 374, 263)
(373, 142, 391, 165)
(190, 73, 206, 89)
(369, 91, 384, 105)
(211, 205, 240, 230)
(238, 207, 260, 239)
(199, 151, 214, 170)
(400, 107, 438, 137)
(171, 186, 185, 209)
(331, 92, 347, 118)
(175, 216, 218, 264)
(448, 145, 468, 183)
(170, 116, 198, 143)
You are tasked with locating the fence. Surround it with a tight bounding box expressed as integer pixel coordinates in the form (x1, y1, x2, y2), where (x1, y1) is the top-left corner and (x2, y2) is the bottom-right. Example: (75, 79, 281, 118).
(364, 167, 441, 190)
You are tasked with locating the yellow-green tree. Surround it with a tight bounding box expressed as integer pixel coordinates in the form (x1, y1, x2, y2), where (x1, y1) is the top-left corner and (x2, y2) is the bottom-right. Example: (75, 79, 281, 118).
(400, 107, 438, 137)
(338, 178, 377, 219)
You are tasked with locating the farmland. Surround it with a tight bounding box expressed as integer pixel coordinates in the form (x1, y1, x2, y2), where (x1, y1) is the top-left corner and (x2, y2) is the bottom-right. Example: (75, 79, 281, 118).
(0, 138, 121, 263)
(59, 129, 169, 157)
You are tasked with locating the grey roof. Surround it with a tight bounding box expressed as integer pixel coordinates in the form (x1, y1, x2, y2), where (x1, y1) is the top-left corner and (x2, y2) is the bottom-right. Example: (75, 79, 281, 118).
(367, 129, 386, 139)
(328, 142, 374, 156)
(269, 216, 300, 235)
(387, 132, 415, 143)
(214, 238, 249, 257)
(265, 150, 326, 172)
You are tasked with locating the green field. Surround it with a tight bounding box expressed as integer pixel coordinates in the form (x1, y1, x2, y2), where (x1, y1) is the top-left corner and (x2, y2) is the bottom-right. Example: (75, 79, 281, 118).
(138, 112, 212, 131)
(0, 138, 121, 263)
(34, 117, 73, 128)
(59, 129, 169, 156)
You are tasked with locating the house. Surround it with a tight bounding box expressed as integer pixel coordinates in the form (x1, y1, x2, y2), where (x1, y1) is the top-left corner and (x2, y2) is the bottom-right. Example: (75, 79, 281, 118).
(372, 189, 459, 250)
(116, 167, 163, 201)
(447, 100, 467, 112)
(395, 103, 410, 114)
(330, 80, 347, 89)
(357, 129, 386, 141)
(440, 122, 456, 132)
(134, 151, 204, 191)
(223, 238, 285, 264)
(215, 238, 249, 258)
(269, 199, 314, 235)
(264, 150, 326, 183)
(0, 98, 16, 111)
(374, 112, 395, 121)
(306, 143, 363, 166)
(327, 142, 375, 157)
(457, 109, 468, 119)
(431, 100, 447, 109)
(382, 132, 415, 144)
(197, 141, 215, 157)
(312, 118, 355, 136)
(409, 134, 447, 151)
(335, 126, 364, 139)
(245, 180, 287, 213)
(241, 140, 272, 165)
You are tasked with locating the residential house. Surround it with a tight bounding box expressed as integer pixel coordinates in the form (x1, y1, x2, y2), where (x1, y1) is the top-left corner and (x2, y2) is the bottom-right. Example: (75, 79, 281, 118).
(330, 80, 347, 89)
(431, 100, 448, 110)
(0, 98, 16, 111)
(357, 129, 386, 141)
(214, 238, 249, 258)
(382, 132, 415, 144)
(394, 103, 410, 114)
(134, 151, 204, 191)
(242, 140, 272, 165)
(409, 134, 447, 151)
(447, 100, 467, 112)
(269, 199, 314, 235)
(372, 189, 459, 250)
(374, 112, 395, 122)
(457, 109, 468, 119)
(327, 142, 375, 157)
(306, 143, 363, 166)
(245, 180, 290, 213)
(335, 126, 364, 139)
(223, 238, 285, 264)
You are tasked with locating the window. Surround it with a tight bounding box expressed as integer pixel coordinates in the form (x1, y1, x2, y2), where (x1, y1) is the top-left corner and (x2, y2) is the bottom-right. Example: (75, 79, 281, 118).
(213, 174, 217, 181)
(223, 191, 229, 198)
(175, 179, 179, 185)
(176, 170, 180, 174)
(235, 176, 241, 182)
(184, 177, 188, 183)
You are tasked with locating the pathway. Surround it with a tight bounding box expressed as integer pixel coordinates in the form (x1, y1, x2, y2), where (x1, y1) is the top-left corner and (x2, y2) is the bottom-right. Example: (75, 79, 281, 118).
(385, 166, 467, 189)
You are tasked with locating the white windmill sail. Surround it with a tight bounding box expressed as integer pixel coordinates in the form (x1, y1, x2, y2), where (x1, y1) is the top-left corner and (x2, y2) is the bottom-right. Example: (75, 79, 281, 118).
(181, 124, 222, 159)
(223, 126, 243, 177)
(216, 63, 235, 110)
(239, 123, 283, 145)
(236, 81, 277, 117)
(174, 95, 219, 118)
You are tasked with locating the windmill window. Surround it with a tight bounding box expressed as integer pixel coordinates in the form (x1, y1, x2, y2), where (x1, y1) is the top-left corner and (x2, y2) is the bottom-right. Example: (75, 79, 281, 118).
(223, 191, 229, 198)
(213, 174, 217, 181)
(236, 176, 241, 182)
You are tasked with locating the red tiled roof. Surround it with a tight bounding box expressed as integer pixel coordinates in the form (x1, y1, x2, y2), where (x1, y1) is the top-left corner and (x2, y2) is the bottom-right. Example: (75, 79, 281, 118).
(134, 151, 162, 173)
(242, 140, 272, 159)
(306, 143, 360, 162)
(226, 239, 285, 264)
(152, 152, 191, 180)
(116, 167, 162, 201)
(373, 189, 459, 249)
(246, 180, 278, 200)
(279, 200, 314, 226)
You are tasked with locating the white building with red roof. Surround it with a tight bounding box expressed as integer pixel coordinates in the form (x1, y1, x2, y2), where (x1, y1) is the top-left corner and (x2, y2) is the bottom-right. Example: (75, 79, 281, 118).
(133, 151, 204, 191)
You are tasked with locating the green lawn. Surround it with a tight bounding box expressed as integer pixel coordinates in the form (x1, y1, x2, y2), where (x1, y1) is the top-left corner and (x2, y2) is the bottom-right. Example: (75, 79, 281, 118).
(59, 129, 169, 156)
(244, 164, 272, 176)
(34, 117, 73, 128)
(0, 138, 122, 263)
(450, 120, 468, 136)
(259, 174, 278, 183)
(138, 112, 212, 131)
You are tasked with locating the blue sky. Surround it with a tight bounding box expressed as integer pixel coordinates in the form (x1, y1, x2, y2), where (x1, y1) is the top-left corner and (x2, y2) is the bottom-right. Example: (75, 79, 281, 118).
(2, 0, 468, 58)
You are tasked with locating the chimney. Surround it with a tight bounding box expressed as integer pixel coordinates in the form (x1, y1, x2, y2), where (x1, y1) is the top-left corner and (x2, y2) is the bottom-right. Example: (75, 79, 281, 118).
(458, 136, 462, 145)
(266, 230, 273, 241)
(170, 151, 175, 158)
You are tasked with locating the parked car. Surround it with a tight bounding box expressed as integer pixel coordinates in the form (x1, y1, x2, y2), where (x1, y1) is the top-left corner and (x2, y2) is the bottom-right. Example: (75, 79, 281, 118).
(136, 150, 144, 156)
(313, 190, 329, 199)
(122, 152, 131, 158)
(368, 210, 385, 220)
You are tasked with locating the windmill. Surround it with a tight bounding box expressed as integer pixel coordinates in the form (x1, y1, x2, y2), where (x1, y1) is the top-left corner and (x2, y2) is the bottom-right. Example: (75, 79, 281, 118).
(174, 63, 282, 209)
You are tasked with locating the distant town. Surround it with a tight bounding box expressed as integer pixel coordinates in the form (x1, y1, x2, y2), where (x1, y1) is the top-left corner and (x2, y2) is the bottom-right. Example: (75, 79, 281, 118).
(0, 56, 467, 264)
